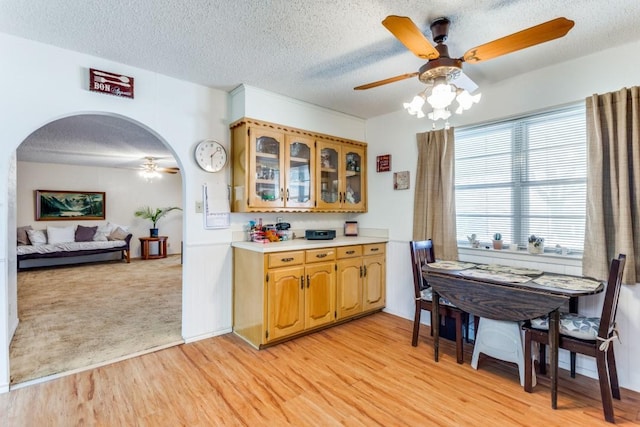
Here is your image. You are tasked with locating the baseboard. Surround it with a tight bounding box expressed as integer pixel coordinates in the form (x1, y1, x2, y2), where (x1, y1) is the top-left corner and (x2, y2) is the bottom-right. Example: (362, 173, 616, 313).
(183, 327, 232, 344)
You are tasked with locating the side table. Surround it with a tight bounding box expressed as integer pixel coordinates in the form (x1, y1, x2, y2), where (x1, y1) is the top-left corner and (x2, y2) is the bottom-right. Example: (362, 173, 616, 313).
(139, 236, 168, 260)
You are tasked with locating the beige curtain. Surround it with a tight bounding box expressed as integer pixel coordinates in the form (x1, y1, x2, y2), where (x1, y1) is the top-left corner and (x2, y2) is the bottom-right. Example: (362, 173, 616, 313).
(412, 127, 458, 260)
(583, 87, 640, 284)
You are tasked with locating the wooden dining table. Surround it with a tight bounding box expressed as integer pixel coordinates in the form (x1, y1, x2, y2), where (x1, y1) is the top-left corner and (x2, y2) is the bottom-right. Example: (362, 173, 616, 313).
(423, 260, 604, 410)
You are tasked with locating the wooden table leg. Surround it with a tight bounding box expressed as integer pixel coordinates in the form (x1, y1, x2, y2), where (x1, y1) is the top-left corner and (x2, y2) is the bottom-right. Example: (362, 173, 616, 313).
(433, 291, 440, 362)
(549, 309, 560, 409)
(161, 239, 167, 258)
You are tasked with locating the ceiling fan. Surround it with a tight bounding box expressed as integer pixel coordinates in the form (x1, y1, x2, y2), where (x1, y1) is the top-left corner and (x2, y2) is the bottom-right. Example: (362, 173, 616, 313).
(139, 157, 179, 181)
(355, 15, 574, 119)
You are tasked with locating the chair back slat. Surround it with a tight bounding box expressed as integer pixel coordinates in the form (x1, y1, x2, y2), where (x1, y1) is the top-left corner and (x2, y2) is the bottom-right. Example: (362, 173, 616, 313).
(409, 240, 435, 298)
(598, 254, 626, 338)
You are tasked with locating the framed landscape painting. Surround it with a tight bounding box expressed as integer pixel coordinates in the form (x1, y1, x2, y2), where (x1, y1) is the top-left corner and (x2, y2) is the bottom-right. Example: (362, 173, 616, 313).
(35, 190, 106, 221)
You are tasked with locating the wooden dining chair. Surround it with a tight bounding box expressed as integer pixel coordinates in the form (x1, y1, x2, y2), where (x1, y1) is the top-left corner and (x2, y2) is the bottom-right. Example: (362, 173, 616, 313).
(523, 254, 626, 423)
(410, 240, 467, 364)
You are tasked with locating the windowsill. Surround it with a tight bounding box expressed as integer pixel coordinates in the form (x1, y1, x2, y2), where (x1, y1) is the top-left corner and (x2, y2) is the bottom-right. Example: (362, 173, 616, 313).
(457, 246, 583, 270)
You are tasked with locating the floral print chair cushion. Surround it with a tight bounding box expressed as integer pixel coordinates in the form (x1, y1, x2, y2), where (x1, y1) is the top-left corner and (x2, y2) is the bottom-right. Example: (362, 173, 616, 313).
(420, 287, 457, 307)
(530, 313, 600, 340)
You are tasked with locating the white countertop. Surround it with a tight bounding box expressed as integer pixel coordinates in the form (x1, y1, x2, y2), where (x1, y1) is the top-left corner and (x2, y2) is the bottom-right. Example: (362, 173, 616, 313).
(231, 236, 388, 253)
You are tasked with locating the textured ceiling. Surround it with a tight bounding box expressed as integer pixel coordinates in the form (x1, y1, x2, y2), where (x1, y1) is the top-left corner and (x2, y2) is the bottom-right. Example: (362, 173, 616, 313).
(4, 0, 640, 169)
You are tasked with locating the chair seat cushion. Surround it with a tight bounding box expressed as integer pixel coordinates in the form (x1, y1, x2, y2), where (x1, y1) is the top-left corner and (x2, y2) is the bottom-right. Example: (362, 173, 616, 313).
(420, 287, 457, 307)
(530, 313, 600, 340)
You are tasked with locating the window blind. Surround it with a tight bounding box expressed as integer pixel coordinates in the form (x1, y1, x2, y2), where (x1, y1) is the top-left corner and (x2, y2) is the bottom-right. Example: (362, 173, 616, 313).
(454, 104, 586, 252)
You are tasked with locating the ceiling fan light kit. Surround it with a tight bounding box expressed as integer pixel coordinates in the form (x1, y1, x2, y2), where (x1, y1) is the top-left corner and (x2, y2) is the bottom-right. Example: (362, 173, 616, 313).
(140, 157, 162, 182)
(356, 15, 574, 123)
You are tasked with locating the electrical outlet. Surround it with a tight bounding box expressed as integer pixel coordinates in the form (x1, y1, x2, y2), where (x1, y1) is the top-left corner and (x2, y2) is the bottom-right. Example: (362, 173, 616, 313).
(195, 201, 203, 213)
(276, 217, 284, 223)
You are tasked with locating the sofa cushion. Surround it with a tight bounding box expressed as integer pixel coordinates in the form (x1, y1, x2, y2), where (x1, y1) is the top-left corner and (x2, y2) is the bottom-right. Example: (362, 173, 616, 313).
(26, 229, 47, 246)
(47, 225, 76, 244)
(108, 227, 129, 241)
(75, 225, 98, 242)
(17, 225, 33, 245)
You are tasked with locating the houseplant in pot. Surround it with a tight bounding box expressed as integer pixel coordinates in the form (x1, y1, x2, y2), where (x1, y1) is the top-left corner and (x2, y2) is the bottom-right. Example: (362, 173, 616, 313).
(134, 206, 182, 237)
(492, 232, 503, 250)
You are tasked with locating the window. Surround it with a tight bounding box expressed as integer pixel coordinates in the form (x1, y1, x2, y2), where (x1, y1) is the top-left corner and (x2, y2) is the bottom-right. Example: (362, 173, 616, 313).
(454, 104, 586, 252)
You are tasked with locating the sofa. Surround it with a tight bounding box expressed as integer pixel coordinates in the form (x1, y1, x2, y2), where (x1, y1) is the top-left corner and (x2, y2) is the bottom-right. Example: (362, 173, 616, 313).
(17, 223, 132, 270)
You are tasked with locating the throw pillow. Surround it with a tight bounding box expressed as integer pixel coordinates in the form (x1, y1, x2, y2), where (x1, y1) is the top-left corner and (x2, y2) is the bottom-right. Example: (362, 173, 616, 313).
(107, 222, 129, 233)
(47, 225, 76, 244)
(17, 225, 33, 245)
(26, 229, 47, 246)
(75, 225, 98, 242)
(108, 227, 129, 241)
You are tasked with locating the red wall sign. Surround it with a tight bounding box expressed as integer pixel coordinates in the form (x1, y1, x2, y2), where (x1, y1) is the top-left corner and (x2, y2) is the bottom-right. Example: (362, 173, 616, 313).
(89, 68, 134, 99)
(376, 154, 391, 172)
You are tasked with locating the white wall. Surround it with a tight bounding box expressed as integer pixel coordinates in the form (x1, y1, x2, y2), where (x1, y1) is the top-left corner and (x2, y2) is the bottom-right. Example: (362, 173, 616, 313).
(364, 40, 640, 392)
(16, 162, 183, 258)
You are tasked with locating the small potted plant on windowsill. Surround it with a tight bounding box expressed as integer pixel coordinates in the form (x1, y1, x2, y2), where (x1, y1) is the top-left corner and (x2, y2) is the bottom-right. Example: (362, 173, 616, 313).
(492, 232, 503, 250)
(528, 234, 545, 254)
(134, 206, 182, 237)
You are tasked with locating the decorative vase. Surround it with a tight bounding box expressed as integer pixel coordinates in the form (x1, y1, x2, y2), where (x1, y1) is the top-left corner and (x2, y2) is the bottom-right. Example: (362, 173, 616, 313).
(492, 240, 503, 250)
(528, 242, 544, 254)
(150, 228, 159, 237)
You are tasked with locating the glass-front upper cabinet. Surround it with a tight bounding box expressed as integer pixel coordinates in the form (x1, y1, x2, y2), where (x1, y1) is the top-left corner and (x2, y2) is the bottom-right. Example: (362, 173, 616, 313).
(285, 135, 315, 209)
(343, 146, 365, 211)
(248, 128, 285, 209)
(316, 140, 366, 211)
(317, 140, 341, 210)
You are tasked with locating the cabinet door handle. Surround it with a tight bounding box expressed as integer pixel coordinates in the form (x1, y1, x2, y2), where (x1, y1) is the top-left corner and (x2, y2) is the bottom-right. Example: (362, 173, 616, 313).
(280, 188, 284, 201)
(281, 257, 294, 262)
(363, 265, 367, 276)
(360, 266, 363, 277)
(300, 276, 304, 289)
(316, 253, 328, 258)
(346, 250, 355, 255)
(286, 188, 290, 201)
(370, 247, 379, 252)
(307, 275, 310, 288)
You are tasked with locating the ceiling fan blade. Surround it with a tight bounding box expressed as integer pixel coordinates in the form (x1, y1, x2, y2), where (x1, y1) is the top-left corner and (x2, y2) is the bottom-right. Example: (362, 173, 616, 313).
(162, 167, 180, 174)
(354, 72, 419, 90)
(462, 17, 575, 64)
(382, 15, 440, 60)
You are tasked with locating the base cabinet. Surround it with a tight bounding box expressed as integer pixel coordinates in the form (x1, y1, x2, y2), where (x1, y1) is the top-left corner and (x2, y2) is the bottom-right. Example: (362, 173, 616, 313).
(336, 244, 386, 320)
(233, 242, 385, 348)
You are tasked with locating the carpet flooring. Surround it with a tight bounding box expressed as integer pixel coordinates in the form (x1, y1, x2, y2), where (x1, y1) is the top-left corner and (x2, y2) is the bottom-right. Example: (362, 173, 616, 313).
(9, 255, 183, 385)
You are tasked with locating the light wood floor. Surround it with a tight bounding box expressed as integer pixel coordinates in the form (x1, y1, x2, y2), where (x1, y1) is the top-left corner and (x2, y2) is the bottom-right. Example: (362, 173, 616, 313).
(2, 312, 639, 426)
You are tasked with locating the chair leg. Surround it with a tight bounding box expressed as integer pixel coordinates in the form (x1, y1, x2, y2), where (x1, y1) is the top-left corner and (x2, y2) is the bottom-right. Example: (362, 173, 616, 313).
(539, 343, 547, 375)
(596, 350, 615, 423)
(412, 304, 421, 347)
(464, 313, 470, 343)
(607, 346, 621, 400)
(455, 313, 464, 364)
(524, 329, 534, 393)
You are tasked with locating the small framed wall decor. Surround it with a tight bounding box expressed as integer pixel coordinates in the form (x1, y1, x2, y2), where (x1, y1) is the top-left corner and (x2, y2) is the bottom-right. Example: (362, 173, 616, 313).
(344, 221, 358, 236)
(393, 171, 410, 190)
(376, 154, 391, 172)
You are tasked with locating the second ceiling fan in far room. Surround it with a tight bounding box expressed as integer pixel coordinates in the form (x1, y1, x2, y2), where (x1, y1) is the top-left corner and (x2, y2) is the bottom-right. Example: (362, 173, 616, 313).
(355, 15, 575, 121)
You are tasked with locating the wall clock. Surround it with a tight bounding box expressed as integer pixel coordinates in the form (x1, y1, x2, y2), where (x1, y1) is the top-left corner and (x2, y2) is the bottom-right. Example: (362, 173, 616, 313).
(195, 140, 227, 172)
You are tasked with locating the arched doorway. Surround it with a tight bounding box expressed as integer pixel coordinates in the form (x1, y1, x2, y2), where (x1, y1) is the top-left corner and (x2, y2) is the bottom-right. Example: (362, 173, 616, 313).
(9, 113, 184, 386)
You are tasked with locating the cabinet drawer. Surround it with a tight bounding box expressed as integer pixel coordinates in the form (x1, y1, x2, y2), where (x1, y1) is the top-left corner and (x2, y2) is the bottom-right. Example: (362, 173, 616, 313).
(305, 248, 336, 263)
(363, 243, 385, 256)
(337, 245, 362, 259)
(267, 251, 305, 268)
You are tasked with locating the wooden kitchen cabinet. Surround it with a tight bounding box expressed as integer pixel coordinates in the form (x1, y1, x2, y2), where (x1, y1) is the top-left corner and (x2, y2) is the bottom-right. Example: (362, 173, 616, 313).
(230, 118, 366, 212)
(317, 139, 366, 212)
(233, 247, 336, 348)
(233, 241, 385, 348)
(336, 243, 386, 320)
